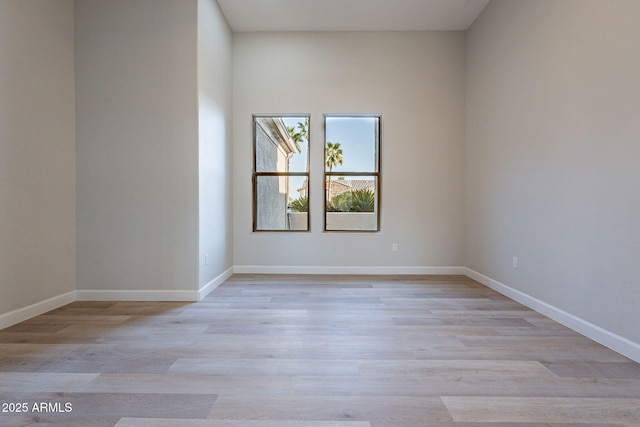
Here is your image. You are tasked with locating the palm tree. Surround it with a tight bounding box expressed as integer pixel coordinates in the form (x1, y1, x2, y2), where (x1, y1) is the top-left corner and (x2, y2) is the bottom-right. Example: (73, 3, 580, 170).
(325, 141, 343, 201)
(286, 117, 309, 153)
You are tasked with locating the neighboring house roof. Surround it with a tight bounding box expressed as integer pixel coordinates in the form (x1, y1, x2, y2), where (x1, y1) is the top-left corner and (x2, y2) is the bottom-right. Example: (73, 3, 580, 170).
(329, 179, 352, 195)
(296, 178, 376, 200)
(347, 180, 375, 191)
(329, 179, 375, 198)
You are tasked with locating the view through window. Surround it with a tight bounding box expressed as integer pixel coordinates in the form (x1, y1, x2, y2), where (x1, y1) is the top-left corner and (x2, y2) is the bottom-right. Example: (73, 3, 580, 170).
(253, 115, 309, 231)
(324, 115, 381, 232)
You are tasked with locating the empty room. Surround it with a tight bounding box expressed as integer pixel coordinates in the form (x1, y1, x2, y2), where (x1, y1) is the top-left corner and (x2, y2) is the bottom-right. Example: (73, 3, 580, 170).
(1, 0, 639, 425)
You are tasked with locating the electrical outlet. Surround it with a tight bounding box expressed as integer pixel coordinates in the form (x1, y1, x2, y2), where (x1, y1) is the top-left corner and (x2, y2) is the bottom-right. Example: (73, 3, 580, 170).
(392, 243, 398, 252)
(512, 257, 518, 269)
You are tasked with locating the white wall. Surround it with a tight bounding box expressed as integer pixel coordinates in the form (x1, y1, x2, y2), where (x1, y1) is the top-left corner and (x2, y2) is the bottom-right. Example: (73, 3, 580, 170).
(233, 32, 466, 272)
(197, 0, 234, 289)
(466, 1, 640, 344)
(0, 0, 76, 317)
(75, 0, 200, 297)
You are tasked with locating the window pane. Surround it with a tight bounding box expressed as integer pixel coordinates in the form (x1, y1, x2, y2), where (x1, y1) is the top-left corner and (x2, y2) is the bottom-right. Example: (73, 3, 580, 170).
(253, 115, 309, 232)
(256, 175, 308, 231)
(255, 116, 308, 173)
(325, 175, 378, 231)
(325, 116, 378, 173)
(324, 114, 381, 232)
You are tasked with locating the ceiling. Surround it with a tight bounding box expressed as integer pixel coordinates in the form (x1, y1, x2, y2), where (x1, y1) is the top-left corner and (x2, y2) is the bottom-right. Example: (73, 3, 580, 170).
(216, 0, 491, 32)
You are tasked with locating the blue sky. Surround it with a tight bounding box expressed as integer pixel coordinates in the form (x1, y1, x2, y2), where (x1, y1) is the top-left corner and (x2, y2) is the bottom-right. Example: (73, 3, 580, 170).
(281, 116, 378, 200)
(281, 117, 309, 173)
(282, 116, 377, 173)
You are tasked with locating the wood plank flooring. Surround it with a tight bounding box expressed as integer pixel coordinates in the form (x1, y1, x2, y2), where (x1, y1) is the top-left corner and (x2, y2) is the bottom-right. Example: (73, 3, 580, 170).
(1, 274, 639, 426)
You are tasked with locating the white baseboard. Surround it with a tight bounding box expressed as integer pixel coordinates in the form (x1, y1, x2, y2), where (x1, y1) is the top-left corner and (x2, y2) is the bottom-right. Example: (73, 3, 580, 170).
(76, 289, 199, 302)
(198, 267, 234, 300)
(4, 267, 638, 364)
(465, 268, 640, 364)
(233, 265, 466, 275)
(0, 291, 76, 330)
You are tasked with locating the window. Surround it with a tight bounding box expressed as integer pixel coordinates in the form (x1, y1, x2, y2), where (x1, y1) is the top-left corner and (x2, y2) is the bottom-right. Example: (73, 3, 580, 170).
(324, 115, 381, 231)
(253, 115, 309, 231)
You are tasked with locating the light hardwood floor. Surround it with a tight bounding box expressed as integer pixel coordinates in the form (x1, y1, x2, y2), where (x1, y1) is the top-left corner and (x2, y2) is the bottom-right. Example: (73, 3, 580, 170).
(1, 274, 639, 426)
